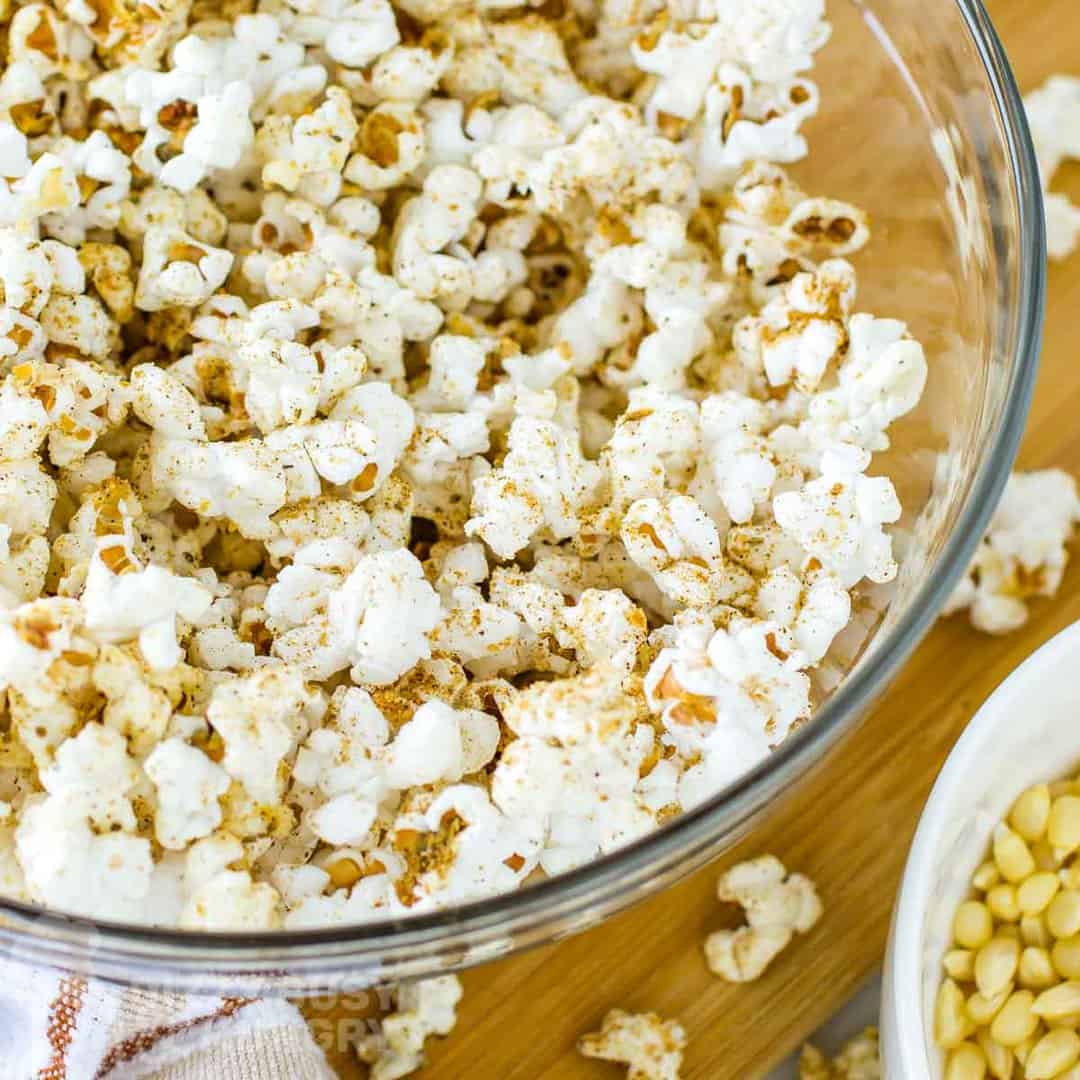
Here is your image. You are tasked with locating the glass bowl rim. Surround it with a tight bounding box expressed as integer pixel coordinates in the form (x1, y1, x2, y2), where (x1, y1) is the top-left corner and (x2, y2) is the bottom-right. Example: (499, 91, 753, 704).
(0, 0, 1046, 984)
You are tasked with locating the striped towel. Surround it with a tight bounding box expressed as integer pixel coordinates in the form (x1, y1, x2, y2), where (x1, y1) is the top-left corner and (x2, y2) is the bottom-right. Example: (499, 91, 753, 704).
(0, 964, 336, 1080)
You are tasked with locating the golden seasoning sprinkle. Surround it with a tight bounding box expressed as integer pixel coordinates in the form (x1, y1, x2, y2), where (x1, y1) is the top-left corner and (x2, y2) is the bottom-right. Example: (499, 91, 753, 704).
(350, 462, 379, 493)
(167, 241, 207, 264)
(361, 110, 406, 168)
(327, 857, 363, 890)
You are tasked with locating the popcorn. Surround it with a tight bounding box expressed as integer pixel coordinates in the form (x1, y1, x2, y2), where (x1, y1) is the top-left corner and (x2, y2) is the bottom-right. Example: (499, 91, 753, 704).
(530, 99, 696, 225)
(578, 1009, 687, 1080)
(622, 495, 729, 608)
(8, 4, 94, 81)
(800, 1029, 881, 1080)
(207, 667, 312, 802)
(16, 798, 153, 921)
(15, 723, 154, 922)
(645, 614, 811, 809)
(36, 132, 131, 244)
(1024, 75, 1080, 260)
(466, 416, 603, 558)
(735, 259, 856, 392)
(605, 388, 700, 510)
(259, 87, 358, 193)
(804, 313, 927, 452)
(0, 0, 928, 932)
(135, 228, 233, 311)
(392, 165, 486, 307)
(704, 854, 823, 982)
(384, 700, 499, 788)
(774, 445, 902, 588)
(293, 0, 400, 69)
(325, 549, 443, 684)
(491, 666, 660, 875)
(719, 163, 869, 304)
(78, 243, 135, 322)
(150, 435, 295, 539)
(756, 566, 851, 665)
(345, 104, 426, 190)
(145, 738, 230, 850)
(81, 541, 214, 670)
(557, 589, 647, 672)
(180, 866, 283, 929)
(696, 391, 775, 524)
(354, 975, 463, 1080)
(945, 469, 1080, 634)
(389, 783, 540, 908)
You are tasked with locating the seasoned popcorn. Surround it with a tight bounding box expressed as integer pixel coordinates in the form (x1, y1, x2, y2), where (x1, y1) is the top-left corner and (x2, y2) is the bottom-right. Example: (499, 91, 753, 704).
(704, 854, 823, 982)
(578, 1009, 687, 1080)
(945, 469, 1080, 634)
(1025, 75, 1080, 260)
(0, 0, 928, 930)
(800, 1029, 880, 1079)
(354, 974, 463, 1080)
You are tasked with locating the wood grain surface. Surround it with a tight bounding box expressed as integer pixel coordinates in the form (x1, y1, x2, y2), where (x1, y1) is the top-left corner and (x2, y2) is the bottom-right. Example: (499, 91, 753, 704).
(307, 2, 1080, 1075)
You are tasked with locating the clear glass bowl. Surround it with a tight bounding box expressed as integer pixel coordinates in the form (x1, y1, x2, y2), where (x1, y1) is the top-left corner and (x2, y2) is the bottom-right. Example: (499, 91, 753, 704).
(0, 0, 1044, 994)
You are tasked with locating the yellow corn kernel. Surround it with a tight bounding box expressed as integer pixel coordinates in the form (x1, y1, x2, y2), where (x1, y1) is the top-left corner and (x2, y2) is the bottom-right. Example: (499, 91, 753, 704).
(1032, 981, 1080, 1021)
(1011, 784, 1052, 841)
(1052, 937, 1080, 979)
(994, 824, 1037, 884)
(1048, 891, 1080, 939)
(1012, 1031, 1039, 1066)
(936, 978, 975, 1048)
(1032, 840, 1062, 872)
(1018, 947, 1059, 991)
(1019, 872, 1061, 915)
(975, 938, 1019, 998)
(989, 990, 1038, 1047)
(987, 884, 1020, 923)
(1049, 796, 1080, 852)
(955, 900, 995, 949)
(973, 860, 1001, 892)
(944, 1041, 987, 1080)
(1060, 862, 1080, 890)
(967, 986, 1011, 1026)
(1024, 1028, 1080, 1079)
(976, 1029, 1013, 1080)
(944, 949, 976, 982)
(1021, 914, 1052, 949)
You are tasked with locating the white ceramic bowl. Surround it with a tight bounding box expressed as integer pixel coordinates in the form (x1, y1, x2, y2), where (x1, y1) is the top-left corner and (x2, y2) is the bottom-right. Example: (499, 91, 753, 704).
(882, 620, 1080, 1075)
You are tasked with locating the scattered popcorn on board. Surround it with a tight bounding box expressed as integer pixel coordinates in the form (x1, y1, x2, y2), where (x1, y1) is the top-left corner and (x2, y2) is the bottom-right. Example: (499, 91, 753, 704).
(704, 854, 823, 983)
(0, 0, 931, 930)
(799, 1028, 880, 1079)
(578, 1009, 687, 1080)
(354, 974, 462, 1080)
(944, 469, 1080, 636)
(1025, 75, 1080, 261)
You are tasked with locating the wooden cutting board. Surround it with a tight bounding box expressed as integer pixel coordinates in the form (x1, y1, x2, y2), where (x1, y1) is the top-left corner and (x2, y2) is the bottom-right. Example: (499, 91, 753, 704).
(307, 1, 1080, 1074)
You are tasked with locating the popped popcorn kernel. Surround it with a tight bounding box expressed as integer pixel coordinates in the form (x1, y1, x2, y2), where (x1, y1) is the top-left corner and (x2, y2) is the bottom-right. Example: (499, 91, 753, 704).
(704, 854, 823, 982)
(800, 1029, 880, 1079)
(353, 975, 463, 1080)
(945, 469, 1080, 635)
(578, 1009, 687, 1080)
(1025, 76, 1080, 260)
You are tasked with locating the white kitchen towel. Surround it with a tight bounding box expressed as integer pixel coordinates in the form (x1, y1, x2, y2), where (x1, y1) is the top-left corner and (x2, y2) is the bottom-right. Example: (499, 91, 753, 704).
(0, 963, 336, 1080)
